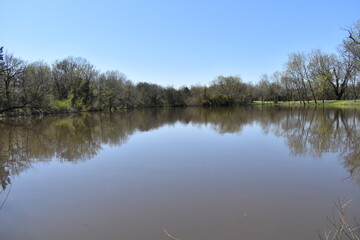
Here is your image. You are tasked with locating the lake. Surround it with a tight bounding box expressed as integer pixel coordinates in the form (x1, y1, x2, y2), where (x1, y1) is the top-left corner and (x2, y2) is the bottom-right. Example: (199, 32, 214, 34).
(0, 106, 359, 240)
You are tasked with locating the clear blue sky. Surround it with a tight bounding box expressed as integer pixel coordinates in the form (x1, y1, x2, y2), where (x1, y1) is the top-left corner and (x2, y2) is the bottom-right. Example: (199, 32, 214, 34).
(2, 0, 359, 87)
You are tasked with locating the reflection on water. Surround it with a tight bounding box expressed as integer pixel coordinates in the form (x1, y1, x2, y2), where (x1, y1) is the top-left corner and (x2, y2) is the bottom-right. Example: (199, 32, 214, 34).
(1, 106, 360, 240)
(1, 107, 359, 190)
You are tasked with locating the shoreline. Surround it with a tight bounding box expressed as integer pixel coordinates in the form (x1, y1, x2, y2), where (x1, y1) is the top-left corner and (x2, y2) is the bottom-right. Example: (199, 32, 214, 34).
(251, 100, 360, 108)
(1, 101, 360, 119)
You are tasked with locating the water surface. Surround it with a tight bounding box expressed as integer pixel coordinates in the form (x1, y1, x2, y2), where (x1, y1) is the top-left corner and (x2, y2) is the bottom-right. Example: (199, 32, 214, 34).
(0, 107, 359, 240)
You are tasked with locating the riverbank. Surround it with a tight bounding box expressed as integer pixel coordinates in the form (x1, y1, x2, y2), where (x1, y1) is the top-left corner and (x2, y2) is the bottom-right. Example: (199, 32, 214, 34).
(252, 100, 360, 108)
(1, 100, 360, 118)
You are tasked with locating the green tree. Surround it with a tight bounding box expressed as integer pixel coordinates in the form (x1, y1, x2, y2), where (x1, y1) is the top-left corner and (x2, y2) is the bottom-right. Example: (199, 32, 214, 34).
(280, 75, 295, 102)
(96, 71, 126, 111)
(52, 57, 98, 110)
(209, 76, 250, 105)
(256, 75, 270, 102)
(310, 50, 357, 100)
(122, 80, 139, 108)
(164, 86, 186, 107)
(315, 75, 332, 103)
(136, 82, 165, 107)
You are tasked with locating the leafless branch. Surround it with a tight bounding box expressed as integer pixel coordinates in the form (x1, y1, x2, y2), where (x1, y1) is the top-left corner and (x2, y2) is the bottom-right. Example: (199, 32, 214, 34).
(164, 229, 182, 240)
(346, 29, 360, 45)
(320, 199, 360, 240)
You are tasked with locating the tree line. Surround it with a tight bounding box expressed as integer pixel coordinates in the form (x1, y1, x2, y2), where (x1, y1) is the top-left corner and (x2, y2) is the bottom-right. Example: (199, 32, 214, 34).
(255, 21, 360, 104)
(0, 21, 359, 115)
(0, 48, 255, 115)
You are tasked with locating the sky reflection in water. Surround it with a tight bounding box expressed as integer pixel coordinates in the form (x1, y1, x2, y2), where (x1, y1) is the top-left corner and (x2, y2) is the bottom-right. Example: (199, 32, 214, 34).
(0, 106, 359, 240)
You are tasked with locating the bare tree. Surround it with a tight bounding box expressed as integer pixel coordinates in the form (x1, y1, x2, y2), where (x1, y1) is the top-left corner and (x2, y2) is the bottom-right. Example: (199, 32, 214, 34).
(0, 53, 25, 113)
(19, 61, 53, 110)
(280, 74, 295, 102)
(344, 20, 360, 64)
(286, 52, 318, 103)
(0, 47, 4, 76)
(310, 50, 357, 100)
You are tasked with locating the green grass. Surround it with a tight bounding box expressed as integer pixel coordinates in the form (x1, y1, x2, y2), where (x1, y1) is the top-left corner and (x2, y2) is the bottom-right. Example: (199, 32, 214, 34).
(51, 98, 73, 112)
(252, 100, 360, 107)
(324, 100, 360, 106)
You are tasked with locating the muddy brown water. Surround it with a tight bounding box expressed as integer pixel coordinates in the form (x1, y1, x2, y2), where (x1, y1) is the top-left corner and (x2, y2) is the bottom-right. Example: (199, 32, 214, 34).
(0, 106, 359, 240)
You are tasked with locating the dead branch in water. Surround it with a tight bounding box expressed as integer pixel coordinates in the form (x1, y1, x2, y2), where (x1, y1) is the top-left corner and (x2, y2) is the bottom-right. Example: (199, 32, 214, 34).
(319, 198, 360, 240)
(0, 183, 12, 211)
(164, 229, 182, 240)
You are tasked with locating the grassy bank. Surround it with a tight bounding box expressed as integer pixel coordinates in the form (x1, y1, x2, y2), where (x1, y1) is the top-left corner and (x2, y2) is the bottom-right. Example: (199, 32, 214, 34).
(2, 100, 360, 118)
(252, 100, 360, 108)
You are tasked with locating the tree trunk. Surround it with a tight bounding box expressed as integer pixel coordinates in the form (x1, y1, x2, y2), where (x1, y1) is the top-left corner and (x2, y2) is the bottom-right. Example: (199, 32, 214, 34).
(4, 79, 11, 109)
(336, 92, 343, 100)
(307, 80, 317, 104)
(335, 86, 347, 100)
(352, 81, 358, 101)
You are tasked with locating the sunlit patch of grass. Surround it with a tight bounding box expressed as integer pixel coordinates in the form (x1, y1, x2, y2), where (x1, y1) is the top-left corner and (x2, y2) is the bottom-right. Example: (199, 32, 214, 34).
(325, 100, 360, 106)
(51, 98, 72, 112)
(252, 100, 360, 107)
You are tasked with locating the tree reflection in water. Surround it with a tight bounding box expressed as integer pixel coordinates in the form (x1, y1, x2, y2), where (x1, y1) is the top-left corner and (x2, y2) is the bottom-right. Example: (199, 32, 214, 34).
(0, 106, 359, 190)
